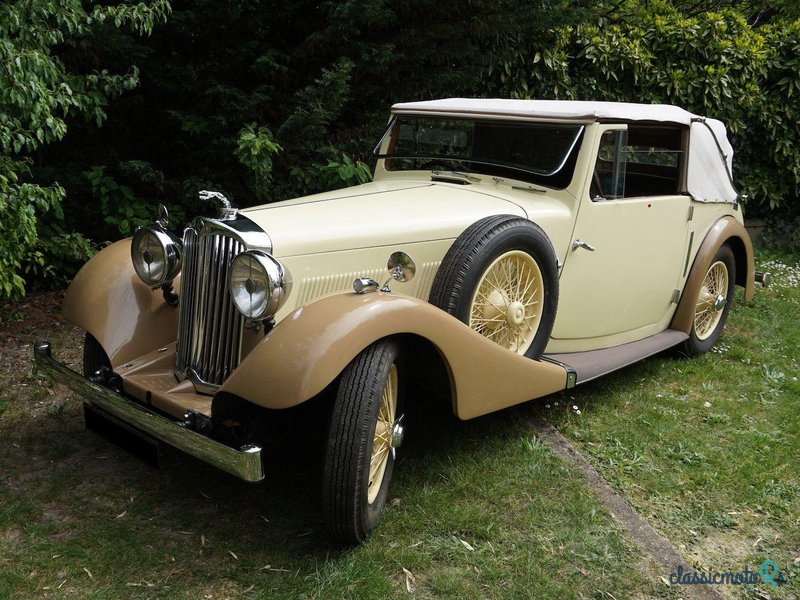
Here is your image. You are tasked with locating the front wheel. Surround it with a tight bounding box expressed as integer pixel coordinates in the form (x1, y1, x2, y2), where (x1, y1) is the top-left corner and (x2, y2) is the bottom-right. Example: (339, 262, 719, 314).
(322, 339, 404, 543)
(682, 245, 736, 356)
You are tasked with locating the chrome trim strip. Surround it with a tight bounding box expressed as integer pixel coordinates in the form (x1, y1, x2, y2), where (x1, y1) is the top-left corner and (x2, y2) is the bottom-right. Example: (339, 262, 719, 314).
(539, 355, 576, 388)
(192, 214, 272, 254)
(186, 367, 220, 395)
(34, 342, 264, 483)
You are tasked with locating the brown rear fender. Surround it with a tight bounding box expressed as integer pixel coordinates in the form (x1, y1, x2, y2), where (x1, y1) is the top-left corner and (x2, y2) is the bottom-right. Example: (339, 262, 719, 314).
(220, 292, 569, 420)
(63, 239, 179, 368)
(671, 216, 755, 334)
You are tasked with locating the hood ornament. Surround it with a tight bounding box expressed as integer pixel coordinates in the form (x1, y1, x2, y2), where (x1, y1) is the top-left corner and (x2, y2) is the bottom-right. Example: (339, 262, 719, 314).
(199, 190, 238, 221)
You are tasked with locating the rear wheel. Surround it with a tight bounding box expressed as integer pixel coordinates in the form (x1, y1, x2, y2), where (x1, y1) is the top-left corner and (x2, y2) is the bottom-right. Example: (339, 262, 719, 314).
(682, 245, 736, 356)
(322, 339, 404, 543)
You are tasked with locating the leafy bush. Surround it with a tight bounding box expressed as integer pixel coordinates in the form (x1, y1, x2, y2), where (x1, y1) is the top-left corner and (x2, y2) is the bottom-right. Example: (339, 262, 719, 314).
(0, 0, 170, 299)
(235, 124, 282, 201)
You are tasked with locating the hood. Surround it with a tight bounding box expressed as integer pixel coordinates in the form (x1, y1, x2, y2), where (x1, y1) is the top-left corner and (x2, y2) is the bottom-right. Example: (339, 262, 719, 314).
(241, 180, 527, 257)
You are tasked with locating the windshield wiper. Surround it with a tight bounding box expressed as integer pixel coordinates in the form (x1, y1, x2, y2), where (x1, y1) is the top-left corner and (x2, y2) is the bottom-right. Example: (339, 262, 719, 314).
(431, 170, 480, 184)
(491, 176, 547, 193)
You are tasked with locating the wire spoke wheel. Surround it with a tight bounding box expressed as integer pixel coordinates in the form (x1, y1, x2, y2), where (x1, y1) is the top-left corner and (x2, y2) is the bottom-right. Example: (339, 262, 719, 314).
(368, 364, 397, 504)
(429, 215, 558, 360)
(682, 244, 736, 357)
(468, 250, 544, 354)
(323, 340, 403, 543)
(693, 260, 728, 341)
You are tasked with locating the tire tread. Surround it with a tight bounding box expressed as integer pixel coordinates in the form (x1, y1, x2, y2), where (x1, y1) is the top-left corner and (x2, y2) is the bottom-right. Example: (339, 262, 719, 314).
(323, 340, 398, 543)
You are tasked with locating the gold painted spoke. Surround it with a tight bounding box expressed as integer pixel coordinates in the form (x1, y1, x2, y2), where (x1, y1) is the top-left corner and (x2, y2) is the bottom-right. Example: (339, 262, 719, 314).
(368, 364, 397, 503)
(369, 446, 391, 484)
(693, 260, 728, 341)
(468, 251, 545, 355)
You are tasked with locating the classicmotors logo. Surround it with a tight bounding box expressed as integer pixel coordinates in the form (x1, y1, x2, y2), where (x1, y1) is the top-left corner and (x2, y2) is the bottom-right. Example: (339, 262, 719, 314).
(669, 560, 787, 589)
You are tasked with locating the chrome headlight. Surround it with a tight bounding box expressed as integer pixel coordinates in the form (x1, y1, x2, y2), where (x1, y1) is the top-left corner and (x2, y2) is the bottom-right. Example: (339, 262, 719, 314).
(228, 250, 288, 320)
(131, 227, 182, 287)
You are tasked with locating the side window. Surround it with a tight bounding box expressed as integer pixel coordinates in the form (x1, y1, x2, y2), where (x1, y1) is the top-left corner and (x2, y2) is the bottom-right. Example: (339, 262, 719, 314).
(591, 126, 684, 201)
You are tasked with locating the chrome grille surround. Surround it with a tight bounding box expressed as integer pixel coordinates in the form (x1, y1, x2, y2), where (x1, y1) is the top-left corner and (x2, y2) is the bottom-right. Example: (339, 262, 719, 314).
(175, 216, 271, 394)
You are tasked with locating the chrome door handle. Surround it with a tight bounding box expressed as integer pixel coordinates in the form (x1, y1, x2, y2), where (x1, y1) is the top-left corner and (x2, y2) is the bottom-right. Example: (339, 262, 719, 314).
(572, 239, 596, 252)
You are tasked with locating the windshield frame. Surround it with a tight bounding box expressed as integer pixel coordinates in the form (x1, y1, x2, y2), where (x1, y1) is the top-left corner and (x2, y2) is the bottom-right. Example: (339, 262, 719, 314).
(373, 115, 586, 188)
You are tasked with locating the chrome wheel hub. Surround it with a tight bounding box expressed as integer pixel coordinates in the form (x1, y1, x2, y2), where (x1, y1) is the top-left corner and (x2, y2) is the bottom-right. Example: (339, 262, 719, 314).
(390, 421, 404, 449)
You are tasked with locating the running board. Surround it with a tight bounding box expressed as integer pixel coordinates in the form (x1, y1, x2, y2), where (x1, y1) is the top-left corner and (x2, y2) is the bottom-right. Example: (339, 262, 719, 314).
(544, 330, 688, 385)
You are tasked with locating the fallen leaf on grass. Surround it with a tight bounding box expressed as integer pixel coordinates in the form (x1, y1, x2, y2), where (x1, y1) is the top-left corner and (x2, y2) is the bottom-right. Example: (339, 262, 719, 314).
(753, 537, 763, 548)
(459, 539, 474, 551)
(115, 511, 127, 519)
(659, 576, 671, 586)
(402, 567, 415, 593)
(229, 551, 238, 560)
(201, 534, 206, 546)
(83, 567, 93, 579)
(794, 556, 800, 565)
(260, 565, 291, 573)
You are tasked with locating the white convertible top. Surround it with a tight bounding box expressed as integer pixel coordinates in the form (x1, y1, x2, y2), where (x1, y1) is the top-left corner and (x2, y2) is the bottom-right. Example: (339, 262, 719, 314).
(391, 98, 737, 202)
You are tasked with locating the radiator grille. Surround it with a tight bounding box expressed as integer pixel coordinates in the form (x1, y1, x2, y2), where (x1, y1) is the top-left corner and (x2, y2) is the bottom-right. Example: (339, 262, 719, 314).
(175, 227, 245, 389)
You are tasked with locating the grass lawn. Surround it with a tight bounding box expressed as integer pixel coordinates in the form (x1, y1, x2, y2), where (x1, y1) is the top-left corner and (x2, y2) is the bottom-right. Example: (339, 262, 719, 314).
(1, 249, 797, 599)
(0, 297, 658, 599)
(546, 251, 800, 598)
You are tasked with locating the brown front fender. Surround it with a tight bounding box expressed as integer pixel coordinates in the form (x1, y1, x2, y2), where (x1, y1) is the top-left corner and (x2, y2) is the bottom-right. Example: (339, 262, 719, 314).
(220, 293, 569, 420)
(63, 239, 179, 368)
(671, 216, 755, 334)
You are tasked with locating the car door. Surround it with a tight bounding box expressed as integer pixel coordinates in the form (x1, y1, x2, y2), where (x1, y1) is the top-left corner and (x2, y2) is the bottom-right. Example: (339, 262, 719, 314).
(553, 123, 691, 341)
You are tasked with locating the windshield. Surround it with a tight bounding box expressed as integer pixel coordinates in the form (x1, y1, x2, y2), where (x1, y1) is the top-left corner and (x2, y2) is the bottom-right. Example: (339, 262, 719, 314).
(374, 116, 585, 189)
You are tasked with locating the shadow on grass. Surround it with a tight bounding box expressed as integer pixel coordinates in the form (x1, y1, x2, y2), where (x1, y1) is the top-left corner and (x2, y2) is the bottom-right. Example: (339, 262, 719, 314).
(0, 366, 664, 599)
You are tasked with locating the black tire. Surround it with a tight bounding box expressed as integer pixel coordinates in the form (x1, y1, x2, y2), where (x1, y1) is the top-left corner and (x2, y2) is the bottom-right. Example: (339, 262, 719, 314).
(83, 332, 110, 377)
(429, 215, 559, 359)
(322, 339, 404, 543)
(682, 244, 736, 357)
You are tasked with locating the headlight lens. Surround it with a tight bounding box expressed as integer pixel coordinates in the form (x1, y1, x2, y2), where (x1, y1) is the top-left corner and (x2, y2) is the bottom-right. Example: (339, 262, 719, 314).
(229, 250, 288, 320)
(131, 227, 182, 287)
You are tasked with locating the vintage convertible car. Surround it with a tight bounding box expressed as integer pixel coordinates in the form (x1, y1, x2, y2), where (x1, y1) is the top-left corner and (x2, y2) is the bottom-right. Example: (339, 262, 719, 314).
(35, 99, 768, 543)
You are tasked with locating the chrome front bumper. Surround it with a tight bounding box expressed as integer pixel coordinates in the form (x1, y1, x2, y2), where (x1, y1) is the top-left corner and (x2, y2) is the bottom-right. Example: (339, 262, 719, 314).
(33, 341, 264, 483)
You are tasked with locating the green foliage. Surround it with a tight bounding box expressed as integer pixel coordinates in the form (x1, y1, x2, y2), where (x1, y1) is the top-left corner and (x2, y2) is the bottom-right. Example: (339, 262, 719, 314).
(84, 165, 150, 237)
(0, 0, 170, 299)
(235, 124, 281, 201)
(486, 5, 800, 216)
(7, 0, 799, 296)
(35, 0, 581, 223)
(0, 179, 63, 298)
(318, 154, 373, 189)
